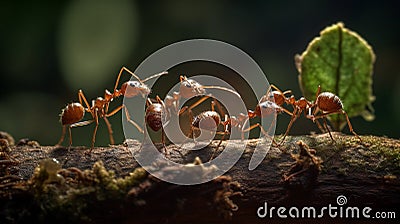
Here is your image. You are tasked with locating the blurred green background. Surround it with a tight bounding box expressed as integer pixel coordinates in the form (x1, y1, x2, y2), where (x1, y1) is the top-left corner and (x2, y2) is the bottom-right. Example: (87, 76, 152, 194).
(0, 0, 398, 147)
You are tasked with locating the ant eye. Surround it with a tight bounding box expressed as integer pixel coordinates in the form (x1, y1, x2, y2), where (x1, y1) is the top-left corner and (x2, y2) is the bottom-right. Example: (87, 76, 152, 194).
(184, 82, 191, 88)
(261, 101, 271, 108)
(129, 81, 140, 87)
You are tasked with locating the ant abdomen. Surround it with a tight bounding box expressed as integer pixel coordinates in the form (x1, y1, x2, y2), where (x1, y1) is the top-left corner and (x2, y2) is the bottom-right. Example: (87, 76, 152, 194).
(316, 92, 343, 112)
(60, 103, 85, 125)
(192, 111, 221, 131)
(145, 103, 164, 132)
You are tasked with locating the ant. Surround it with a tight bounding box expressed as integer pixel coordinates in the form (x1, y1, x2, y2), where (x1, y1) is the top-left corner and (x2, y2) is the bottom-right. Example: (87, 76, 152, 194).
(184, 93, 289, 159)
(142, 96, 169, 154)
(187, 100, 229, 142)
(240, 85, 293, 144)
(184, 84, 293, 147)
(265, 85, 315, 144)
(181, 99, 231, 159)
(141, 76, 241, 155)
(276, 85, 361, 144)
(56, 67, 168, 150)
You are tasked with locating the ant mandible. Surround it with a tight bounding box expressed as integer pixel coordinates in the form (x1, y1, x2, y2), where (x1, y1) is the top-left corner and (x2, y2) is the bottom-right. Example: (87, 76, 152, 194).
(57, 67, 168, 150)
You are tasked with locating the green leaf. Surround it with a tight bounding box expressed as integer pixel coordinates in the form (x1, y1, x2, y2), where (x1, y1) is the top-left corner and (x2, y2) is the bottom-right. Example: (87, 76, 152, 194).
(296, 22, 376, 131)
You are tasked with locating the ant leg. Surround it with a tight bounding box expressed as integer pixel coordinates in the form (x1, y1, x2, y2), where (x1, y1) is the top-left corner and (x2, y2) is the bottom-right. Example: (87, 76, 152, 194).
(78, 90, 95, 118)
(103, 104, 127, 145)
(68, 120, 95, 147)
(210, 130, 229, 161)
(315, 85, 321, 99)
(314, 119, 327, 133)
(178, 124, 195, 149)
(279, 108, 300, 145)
(56, 125, 67, 146)
(280, 107, 293, 116)
(123, 105, 144, 133)
(305, 109, 325, 133)
(242, 122, 277, 145)
(113, 67, 141, 93)
(343, 111, 362, 141)
(212, 99, 226, 117)
(322, 117, 335, 142)
(106, 105, 123, 117)
(179, 95, 211, 116)
(103, 117, 115, 145)
(160, 128, 168, 155)
(138, 126, 148, 153)
(90, 113, 99, 152)
(68, 126, 72, 147)
(269, 84, 292, 96)
(308, 110, 361, 142)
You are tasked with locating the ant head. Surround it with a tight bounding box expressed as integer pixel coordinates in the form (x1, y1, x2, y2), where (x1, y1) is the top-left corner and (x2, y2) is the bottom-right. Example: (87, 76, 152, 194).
(179, 75, 206, 99)
(259, 91, 275, 104)
(121, 81, 151, 98)
(272, 91, 287, 106)
(256, 101, 280, 117)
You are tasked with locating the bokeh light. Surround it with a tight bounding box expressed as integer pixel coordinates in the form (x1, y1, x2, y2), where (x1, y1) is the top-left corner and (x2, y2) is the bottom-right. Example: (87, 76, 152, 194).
(58, 0, 139, 94)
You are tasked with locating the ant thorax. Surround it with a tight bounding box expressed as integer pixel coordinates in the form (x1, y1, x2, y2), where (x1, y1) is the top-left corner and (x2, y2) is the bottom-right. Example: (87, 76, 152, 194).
(179, 78, 206, 99)
(93, 97, 105, 108)
(296, 97, 309, 109)
(121, 81, 151, 98)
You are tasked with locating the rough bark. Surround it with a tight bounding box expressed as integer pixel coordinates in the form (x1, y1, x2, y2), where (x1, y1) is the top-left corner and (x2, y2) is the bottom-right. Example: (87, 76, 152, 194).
(1, 132, 399, 223)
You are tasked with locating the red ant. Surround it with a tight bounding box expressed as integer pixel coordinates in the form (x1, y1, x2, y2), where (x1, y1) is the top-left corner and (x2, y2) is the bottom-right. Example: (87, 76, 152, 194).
(180, 99, 231, 159)
(142, 96, 169, 154)
(266, 85, 315, 144)
(186, 98, 290, 159)
(275, 85, 361, 144)
(141, 76, 241, 155)
(240, 85, 293, 144)
(187, 100, 228, 142)
(56, 67, 167, 150)
(183, 93, 289, 159)
(183, 84, 293, 146)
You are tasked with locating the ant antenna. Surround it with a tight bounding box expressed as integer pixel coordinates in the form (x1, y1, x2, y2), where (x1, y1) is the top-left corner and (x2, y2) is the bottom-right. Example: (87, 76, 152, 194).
(202, 85, 242, 99)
